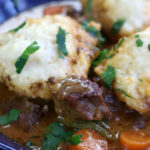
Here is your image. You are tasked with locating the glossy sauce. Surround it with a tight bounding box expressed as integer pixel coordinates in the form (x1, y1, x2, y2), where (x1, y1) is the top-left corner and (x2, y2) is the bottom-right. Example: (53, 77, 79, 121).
(0, 83, 150, 150)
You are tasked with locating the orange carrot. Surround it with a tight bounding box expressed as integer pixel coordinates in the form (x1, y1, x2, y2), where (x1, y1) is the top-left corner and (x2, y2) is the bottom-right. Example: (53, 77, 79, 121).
(68, 129, 108, 150)
(43, 6, 64, 16)
(119, 130, 150, 150)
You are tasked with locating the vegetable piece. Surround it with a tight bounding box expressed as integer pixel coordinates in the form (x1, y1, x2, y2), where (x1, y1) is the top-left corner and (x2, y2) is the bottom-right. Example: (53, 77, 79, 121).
(43, 6, 64, 15)
(9, 21, 26, 32)
(67, 134, 83, 146)
(42, 122, 82, 150)
(136, 39, 143, 47)
(148, 44, 150, 51)
(0, 109, 20, 125)
(115, 88, 132, 98)
(113, 37, 125, 51)
(57, 117, 115, 140)
(68, 129, 108, 150)
(86, 0, 92, 14)
(15, 41, 40, 74)
(82, 21, 105, 45)
(56, 27, 68, 59)
(92, 49, 109, 66)
(111, 19, 125, 35)
(119, 130, 150, 150)
(101, 65, 116, 88)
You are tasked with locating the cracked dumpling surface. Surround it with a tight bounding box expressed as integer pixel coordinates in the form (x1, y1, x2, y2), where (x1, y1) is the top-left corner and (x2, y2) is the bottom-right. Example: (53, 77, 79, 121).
(81, 0, 150, 38)
(95, 27, 150, 114)
(0, 15, 98, 100)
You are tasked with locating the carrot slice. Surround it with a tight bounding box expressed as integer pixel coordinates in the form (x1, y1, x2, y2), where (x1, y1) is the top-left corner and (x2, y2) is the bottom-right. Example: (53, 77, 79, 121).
(43, 6, 64, 15)
(119, 130, 150, 150)
(68, 129, 108, 150)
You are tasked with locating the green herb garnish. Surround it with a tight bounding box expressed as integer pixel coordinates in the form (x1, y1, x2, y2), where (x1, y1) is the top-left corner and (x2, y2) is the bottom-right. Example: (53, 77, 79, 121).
(15, 41, 40, 74)
(56, 27, 68, 59)
(139, 79, 143, 82)
(0, 109, 20, 126)
(82, 20, 105, 45)
(148, 44, 150, 51)
(135, 34, 140, 38)
(113, 37, 125, 51)
(9, 21, 26, 32)
(101, 65, 116, 88)
(86, 0, 92, 14)
(115, 88, 131, 98)
(136, 39, 143, 47)
(92, 49, 109, 66)
(68, 134, 83, 146)
(42, 122, 82, 150)
(111, 19, 125, 35)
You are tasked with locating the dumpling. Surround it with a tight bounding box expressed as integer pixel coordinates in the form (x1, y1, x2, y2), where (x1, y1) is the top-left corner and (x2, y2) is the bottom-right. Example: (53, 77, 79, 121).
(0, 15, 98, 100)
(95, 27, 150, 114)
(81, 0, 150, 39)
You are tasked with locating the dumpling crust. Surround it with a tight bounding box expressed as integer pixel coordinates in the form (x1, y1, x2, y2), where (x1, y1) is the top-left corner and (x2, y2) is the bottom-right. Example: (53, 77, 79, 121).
(0, 15, 98, 100)
(81, 0, 150, 38)
(95, 27, 150, 114)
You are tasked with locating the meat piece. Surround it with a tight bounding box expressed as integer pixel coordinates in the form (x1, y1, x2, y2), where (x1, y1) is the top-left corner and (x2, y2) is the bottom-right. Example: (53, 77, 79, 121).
(52, 76, 111, 121)
(1, 97, 44, 130)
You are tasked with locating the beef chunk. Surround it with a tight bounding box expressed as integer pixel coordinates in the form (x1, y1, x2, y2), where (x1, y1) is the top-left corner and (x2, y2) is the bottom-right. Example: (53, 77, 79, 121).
(52, 76, 111, 121)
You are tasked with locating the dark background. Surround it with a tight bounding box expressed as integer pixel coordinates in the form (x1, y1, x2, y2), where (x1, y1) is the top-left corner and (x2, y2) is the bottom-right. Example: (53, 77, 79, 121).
(0, 0, 62, 24)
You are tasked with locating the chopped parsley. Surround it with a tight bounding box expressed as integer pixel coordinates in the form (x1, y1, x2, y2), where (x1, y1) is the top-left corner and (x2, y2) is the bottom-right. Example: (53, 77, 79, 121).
(86, 0, 92, 14)
(0, 109, 20, 126)
(9, 21, 26, 32)
(148, 44, 150, 51)
(15, 41, 40, 74)
(115, 89, 131, 98)
(136, 39, 143, 47)
(135, 34, 140, 38)
(113, 37, 125, 51)
(68, 134, 83, 146)
(111, 19, 125, 35)
(92, 49, 109, 66)
(82, 20, 105, 45)
(42, 122, 82, 150)
(101, 65, 116, 88)
(56, 27, 68, 59)
(139, 79, 143, 82)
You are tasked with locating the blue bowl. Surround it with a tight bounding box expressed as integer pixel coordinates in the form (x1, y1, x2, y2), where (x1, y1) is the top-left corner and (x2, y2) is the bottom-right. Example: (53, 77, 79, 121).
(0, 0, 61, 24)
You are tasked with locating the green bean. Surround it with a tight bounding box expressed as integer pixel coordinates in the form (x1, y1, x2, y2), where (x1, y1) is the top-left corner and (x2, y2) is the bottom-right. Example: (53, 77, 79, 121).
(57, 117, 115, 140)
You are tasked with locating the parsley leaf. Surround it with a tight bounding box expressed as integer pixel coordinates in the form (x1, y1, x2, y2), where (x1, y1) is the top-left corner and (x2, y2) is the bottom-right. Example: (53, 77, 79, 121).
(113, 37, 125, 51)
(42, 122, 82, 150)
(148, 44, 150, 51)
(111, 19, 125, 35)
(56, 27, 68, 59)
(9, 21, 26, 32)
(135, 34, 140, 38)
(82, 20, 105, 45)
(115, 88, 131, 98)
(101, 65, 116, 88)
(136, 39, 143, 47)
(0, 109, 20, 126)
(15, 41, 40, 74)
(68, 134, 83, 146)
(86, 0, 92, 14)
(92, 49, 109, 66)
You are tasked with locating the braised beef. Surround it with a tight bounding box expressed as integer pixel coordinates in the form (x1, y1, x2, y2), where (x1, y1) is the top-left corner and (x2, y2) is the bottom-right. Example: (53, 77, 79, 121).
(52, 76, 111, 121)
(0, 98, 45, 130)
